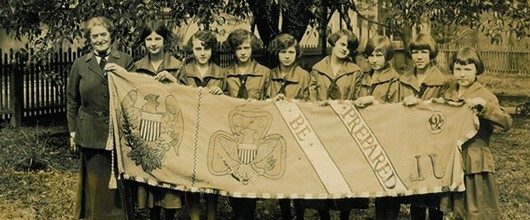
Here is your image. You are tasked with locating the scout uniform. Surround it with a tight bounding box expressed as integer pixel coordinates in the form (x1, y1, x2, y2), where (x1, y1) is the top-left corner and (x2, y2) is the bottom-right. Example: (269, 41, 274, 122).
(178, 61, 225, 218)
(225, 59, 270, 220)
(265, 65, 310, 100)
(264, 64, 311, 219)
(395, 64, 451, 220)
(134, 53, 183, 78)
(225, 60, 270, 99)
(350, 65, 400, 219)
(442, 80, 512, 220)
(350, 65, 399, 102)
(309, 56, 363, 101)
(396, 64, 450, 102)
(133, 53, 184, 210)
(305, 55, 369, 213)
(178, 62, 226, 90)
(67, 48, 135, 220)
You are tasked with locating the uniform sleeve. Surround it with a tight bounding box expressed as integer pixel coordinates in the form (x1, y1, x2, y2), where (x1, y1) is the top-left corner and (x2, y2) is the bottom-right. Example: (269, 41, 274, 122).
(308, 69, 320, 101)
(479, 93, 512, 132)
(297, 69, 311, 101)
(123, 54, 135, 71)
(262, 78, 272, 100)
(385, 77, 400, 103)
(348, 70, 364, 100)
(176, 67, 188, 85)
(66, 60, 81, 133)
(218, 67, 229, 95)
(259, 67, 272, 100)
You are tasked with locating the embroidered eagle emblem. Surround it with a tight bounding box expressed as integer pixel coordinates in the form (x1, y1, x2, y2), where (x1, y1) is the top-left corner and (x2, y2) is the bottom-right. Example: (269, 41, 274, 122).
(208, 109, 287, 185)
(118, 89, 184, 172)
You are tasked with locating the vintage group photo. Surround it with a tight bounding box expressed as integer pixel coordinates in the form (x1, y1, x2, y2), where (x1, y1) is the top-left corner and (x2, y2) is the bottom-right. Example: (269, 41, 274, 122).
(0, 0, 528, 219)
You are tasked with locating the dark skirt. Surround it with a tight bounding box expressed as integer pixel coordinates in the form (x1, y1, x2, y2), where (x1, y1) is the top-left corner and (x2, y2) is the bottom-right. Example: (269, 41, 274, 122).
(76, 147, 126, 220)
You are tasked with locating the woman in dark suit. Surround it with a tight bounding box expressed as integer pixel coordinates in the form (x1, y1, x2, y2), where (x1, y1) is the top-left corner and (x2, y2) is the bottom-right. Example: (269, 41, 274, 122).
(66, 16, 135, 220)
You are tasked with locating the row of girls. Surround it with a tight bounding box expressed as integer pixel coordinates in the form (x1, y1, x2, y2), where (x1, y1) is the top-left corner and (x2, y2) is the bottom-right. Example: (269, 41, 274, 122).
(67, 16, 512, 220)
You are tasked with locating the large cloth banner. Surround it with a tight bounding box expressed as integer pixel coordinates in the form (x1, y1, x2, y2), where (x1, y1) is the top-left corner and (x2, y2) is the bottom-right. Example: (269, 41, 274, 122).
(108, 72, 478, 199)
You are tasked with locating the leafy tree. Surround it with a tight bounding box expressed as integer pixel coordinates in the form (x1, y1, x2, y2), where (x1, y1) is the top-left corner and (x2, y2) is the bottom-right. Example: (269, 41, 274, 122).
(0, 0, 528, 59)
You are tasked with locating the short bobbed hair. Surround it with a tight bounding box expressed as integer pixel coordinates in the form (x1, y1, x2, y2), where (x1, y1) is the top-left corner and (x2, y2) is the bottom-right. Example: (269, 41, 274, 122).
(186, 30, 219, 54)
(364, 35, 394, 61)
(450, 47, 485, 75)
(328, 29, 359, 56)
(84, 16, 115, 42)
(226, 29, 261, 53)
(268, 33, 300, 57)
(406, 33, 438, 60)
(139, 21, 171, 43)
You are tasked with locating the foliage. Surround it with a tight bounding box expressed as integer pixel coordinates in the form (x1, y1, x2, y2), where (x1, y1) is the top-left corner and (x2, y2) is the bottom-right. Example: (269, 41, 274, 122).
(0, 125, 74, 172)
(0, 123, 77, 219)
(0, 0, 528, 60)
(379, 0, 530, 44)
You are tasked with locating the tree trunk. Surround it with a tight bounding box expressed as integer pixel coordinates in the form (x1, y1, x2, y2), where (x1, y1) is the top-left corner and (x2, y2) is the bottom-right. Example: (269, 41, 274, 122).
(281, 0, 314, 41)
(248, 0, 280, 47)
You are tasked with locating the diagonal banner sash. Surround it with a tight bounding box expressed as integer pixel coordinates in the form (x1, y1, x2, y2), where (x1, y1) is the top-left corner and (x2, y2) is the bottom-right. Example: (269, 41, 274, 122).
(275, 101, 352, 195)
(108, 71, 478, 199)
(328, 102, 407, 195)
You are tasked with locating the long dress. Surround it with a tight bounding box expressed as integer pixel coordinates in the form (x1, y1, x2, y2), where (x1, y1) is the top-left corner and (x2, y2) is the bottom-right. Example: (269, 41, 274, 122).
(441, 80, 512, 220)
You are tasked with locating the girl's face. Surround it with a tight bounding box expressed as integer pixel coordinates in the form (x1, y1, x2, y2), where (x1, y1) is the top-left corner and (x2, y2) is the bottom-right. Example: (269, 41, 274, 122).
(278, 46, 297, 68)
(235, 39, 252, 64)
(411, 49, 431, 70)
(90, 26, 111, 54)
(453, 63, 477, 88)
(332, 36, 350, 59)
(192, 38, 212, 65)
(367, 51, 387, 71)
(145, 31, 164, 55)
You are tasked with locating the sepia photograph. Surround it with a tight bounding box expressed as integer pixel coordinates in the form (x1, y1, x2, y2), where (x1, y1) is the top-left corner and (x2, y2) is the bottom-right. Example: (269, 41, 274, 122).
(0, 0, 528, 219)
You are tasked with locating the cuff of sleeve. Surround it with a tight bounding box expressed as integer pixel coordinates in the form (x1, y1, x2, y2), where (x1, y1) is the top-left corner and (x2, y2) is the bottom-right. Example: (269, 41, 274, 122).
(477, 102, 490, 117)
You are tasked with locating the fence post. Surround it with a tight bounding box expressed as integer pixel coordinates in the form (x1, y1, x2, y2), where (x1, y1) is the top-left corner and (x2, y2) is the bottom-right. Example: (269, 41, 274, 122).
(9, 51, 23, 127)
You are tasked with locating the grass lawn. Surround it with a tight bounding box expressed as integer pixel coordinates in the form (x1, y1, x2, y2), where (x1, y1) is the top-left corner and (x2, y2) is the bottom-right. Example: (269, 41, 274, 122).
(0, 116, 528, 219)
(479, 72, 530, 97)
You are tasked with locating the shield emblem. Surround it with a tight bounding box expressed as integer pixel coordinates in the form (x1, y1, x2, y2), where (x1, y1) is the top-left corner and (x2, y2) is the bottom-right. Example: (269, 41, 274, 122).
(238, 143, 258, 164)
(140, 112, 162, 141)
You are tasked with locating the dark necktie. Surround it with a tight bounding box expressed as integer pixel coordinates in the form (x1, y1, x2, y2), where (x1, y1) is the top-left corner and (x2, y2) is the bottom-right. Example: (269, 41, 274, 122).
(274, 79, 292, 96)
(237, 75, 249, 99)
(327, 78, 341, 100)
(417, 83, 427, 98)
(193, 77, 212, 87)
(99, 56, 107, 70)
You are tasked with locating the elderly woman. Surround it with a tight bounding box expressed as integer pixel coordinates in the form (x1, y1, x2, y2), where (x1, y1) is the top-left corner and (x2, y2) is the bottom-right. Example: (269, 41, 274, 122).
(66, 16, 134, 219)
